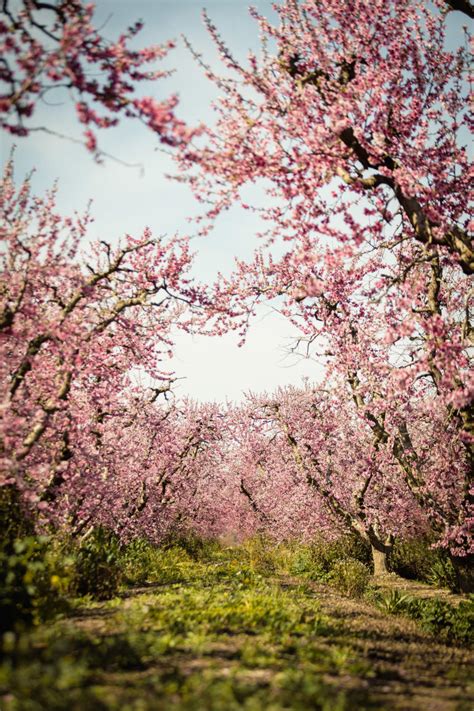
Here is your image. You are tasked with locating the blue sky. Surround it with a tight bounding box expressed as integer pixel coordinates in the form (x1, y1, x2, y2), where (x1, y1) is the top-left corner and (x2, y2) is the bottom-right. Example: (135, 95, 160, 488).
(2, 0, 320, 402)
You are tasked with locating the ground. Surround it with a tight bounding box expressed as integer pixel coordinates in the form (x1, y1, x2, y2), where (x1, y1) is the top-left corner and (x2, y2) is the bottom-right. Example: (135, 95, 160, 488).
(1, 546, 473, 710)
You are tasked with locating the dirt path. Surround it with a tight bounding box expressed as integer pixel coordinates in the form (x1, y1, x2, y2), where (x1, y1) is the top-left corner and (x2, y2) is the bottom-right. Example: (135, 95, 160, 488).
(372, 574, 467, 605)
(280, 576, 473, 711)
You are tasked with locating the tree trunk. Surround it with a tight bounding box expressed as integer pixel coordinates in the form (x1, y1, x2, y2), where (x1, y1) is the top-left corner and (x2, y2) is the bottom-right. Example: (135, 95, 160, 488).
(370, 537, 393, 577)
(449, 552, 474, 593)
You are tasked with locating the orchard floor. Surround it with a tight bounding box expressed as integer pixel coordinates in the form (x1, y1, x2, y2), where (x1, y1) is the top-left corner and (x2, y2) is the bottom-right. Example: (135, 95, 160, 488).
(2, 549, 473, 711)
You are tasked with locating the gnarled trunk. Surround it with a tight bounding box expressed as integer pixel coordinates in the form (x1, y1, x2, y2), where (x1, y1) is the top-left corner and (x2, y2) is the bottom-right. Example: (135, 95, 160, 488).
(369, 534, 393, 577)
(372, 545, 389, 576)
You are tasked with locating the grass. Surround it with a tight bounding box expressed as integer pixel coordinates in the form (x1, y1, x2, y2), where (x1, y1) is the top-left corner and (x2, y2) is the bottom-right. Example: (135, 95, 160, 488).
(1, 539, 472, 710)
(0, 544, 372, 710)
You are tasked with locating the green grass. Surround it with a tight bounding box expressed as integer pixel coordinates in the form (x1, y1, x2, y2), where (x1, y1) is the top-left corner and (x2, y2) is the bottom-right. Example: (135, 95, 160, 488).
(373, 588, 474, 645)
(1, 538, 472, 710)
(1, 544, 374, 711)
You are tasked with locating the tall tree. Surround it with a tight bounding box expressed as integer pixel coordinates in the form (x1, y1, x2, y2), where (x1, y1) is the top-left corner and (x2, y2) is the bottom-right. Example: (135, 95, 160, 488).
(0, 158, 204, 521)
(175, 0, 473, 587)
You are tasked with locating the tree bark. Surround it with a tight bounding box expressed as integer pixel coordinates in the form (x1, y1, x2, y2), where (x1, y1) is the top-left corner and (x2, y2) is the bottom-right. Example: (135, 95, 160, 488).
(370, 539, 392, 576)
(444, 0, 474, 19)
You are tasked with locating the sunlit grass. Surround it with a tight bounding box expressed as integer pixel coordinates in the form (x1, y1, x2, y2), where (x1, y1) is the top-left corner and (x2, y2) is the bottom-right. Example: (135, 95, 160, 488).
(2, 538, 472, 710)
(1, 544, 376, 711)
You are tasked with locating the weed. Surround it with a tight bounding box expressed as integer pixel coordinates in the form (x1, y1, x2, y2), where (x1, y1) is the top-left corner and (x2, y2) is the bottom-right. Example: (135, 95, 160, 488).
(375, 589, 413, 614)
(328, 558, 371, 597)
(426, 557, 457, 591)
(373, 589, 474, 646)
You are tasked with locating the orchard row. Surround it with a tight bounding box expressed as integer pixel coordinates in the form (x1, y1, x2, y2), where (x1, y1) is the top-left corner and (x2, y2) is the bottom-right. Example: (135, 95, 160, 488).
(1, 0, 472, 589)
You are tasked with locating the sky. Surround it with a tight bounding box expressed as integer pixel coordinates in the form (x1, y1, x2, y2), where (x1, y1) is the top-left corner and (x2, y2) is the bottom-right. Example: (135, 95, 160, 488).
(2, 0, 322, 403)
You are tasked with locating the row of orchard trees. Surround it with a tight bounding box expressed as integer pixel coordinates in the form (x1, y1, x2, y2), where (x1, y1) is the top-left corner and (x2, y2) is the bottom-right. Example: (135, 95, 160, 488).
(0, 1, 229, 544)
(0, 162, 471, 583)
(0, 159, 231, 541)
(1, 0, 472, 589)
(225, 386, 468, 578)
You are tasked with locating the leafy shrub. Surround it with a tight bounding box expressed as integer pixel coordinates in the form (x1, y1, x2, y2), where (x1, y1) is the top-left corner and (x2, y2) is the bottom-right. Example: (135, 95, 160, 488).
(315, 537, 370, 572)
(390, 537, 432, 580)
(0, 486, 34, 546)
(448, 599, 474, 644)
(0, 535, 72, 630)
(298, 536, 371, 583)
(425, 557, 457, 591)
(405, 596, 474, 645)
(289, 545, 316, 576)
(242, 535, 278, 575)
(328, 558, 371, 597)
(372, 587, 473, 645)
(162, 531, 221, 562)
(390, 537, 457, 590)
(70, 527, 123, 600)
(119, 538, 163, 586)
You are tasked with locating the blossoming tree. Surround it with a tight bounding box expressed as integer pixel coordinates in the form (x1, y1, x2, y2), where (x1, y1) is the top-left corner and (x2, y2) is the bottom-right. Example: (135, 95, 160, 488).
(0, 0, 197, 156)
(0, 158, 205, 521)
(174, 0, 473, 586)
